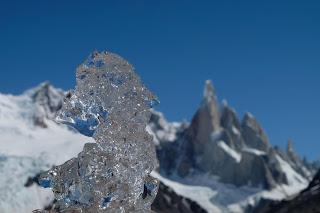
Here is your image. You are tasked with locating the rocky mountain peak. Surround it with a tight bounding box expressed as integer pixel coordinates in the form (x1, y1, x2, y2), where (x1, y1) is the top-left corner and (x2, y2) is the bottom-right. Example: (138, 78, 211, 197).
(26, 82, 64, 118)
(285, 139, 315, 180)
(286, 139, 300, 163)
(287, 139, 295, 154)
(203, 80, 215, 101)
(148, 110, 186, 145)
(241, 112, 269, 151)
(183, 80, 221, 150)
(167, 80, 222, 176)
(242, 112, 256, 125)
(220, 100, 241, 130)
(158, 80, 313, 192)
(197, 80, 220, 132)
(24, 82, 65, 127)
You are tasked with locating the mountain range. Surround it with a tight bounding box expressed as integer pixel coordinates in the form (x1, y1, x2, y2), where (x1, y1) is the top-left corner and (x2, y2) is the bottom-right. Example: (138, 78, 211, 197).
(0, 81, 318, 213)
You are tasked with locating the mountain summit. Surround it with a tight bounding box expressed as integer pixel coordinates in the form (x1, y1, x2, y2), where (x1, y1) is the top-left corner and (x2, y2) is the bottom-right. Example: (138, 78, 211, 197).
(24, 82, 64, 127)
(155, 80, 317, 211)
(158, 80, 315, 189)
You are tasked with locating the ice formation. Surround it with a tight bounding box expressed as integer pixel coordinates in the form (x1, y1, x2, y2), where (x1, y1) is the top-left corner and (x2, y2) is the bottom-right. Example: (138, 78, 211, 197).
(38, 51, 159, 212)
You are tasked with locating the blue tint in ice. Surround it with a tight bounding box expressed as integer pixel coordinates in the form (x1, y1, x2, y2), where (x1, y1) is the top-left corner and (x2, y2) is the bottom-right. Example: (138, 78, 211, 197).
(90, 105, 108, 119)
(58, 102, 108, 137)
(69, 187, 81, 201)
(145, 182, 157, 192)
(105, 72, 126, 86)
(145, 98, 160, 108)
(39, 178, 52, 188)
(69, 115, 99, 137)
(99, 193, 113, 209)
(95, 59, 105, 68)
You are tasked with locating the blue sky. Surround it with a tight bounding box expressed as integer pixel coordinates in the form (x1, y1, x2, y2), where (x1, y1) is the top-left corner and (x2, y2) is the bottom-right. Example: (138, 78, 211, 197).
(1, 0, 320, 160)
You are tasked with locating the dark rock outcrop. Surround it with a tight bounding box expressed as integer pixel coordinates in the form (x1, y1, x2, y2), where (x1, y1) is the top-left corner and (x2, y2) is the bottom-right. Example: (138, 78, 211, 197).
(241, 112, 269, 151)
(252, 170, 320, 213)
(151, 182, 207, 213)
(26, 82, 65, 128)
(220, 102, 244, 150)
(286, 140, 314, 180)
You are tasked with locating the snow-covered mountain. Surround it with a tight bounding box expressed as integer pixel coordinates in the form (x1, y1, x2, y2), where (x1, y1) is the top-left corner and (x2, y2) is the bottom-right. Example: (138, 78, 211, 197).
(153, 80, 318, 212)
(0, 82, 93, 212)
(252, 169, 320, 213)
(0, 81, 317, 213)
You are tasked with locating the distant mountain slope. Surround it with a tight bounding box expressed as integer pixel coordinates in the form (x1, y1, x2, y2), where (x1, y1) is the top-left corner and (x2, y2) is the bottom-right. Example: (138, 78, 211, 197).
(0, 81, 317, 213)
(252, 169, 320, 213)
(151, 181, 207, 213)
(0, 82, 92, 213)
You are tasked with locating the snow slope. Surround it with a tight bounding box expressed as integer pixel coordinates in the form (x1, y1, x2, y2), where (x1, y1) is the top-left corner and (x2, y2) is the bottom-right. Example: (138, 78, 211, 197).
(218, 140, 242, 163)
(153, 160, 307, 213)
(0, 87, 93, 213)
(152, 171, 222, 213)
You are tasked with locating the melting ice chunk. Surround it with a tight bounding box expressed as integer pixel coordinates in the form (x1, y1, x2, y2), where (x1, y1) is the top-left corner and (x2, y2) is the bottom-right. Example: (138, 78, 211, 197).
(39, 51, 158, 212)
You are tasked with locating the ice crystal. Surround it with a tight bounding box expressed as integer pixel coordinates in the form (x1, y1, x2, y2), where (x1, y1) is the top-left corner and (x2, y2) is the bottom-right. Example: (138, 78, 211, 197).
(39, 51, 159, 212)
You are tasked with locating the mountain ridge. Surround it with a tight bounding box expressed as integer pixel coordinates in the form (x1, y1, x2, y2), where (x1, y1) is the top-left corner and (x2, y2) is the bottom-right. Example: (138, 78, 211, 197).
(0, 81, 318, 213)
(157, 80, 315, 187)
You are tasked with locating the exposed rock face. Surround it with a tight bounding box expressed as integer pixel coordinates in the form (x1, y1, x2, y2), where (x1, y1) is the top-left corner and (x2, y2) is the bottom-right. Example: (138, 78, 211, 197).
(286, 140, 314, 180)
(148, 110, 187, 146)
(174, 80, 224, 177)
(157, 80, 315, 190)
(202, 80, 221, 131)
(25, 82, 65, 128)
(252, 170, 320, 213)
(29, 82, 64, 117)
(149, 110, 189, 175)
(151, 182, 207, 213)
(220, 102, 244, 150)
(241, 112, 269, 151)
(184, 80, 221, 157)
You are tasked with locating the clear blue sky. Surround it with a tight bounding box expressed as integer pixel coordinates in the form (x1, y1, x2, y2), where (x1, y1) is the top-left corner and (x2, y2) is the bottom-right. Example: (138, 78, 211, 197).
(1, 0, 320, 160)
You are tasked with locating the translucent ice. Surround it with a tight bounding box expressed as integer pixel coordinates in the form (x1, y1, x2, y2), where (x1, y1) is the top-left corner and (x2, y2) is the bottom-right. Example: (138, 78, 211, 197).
(39, 51, 159, 212)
